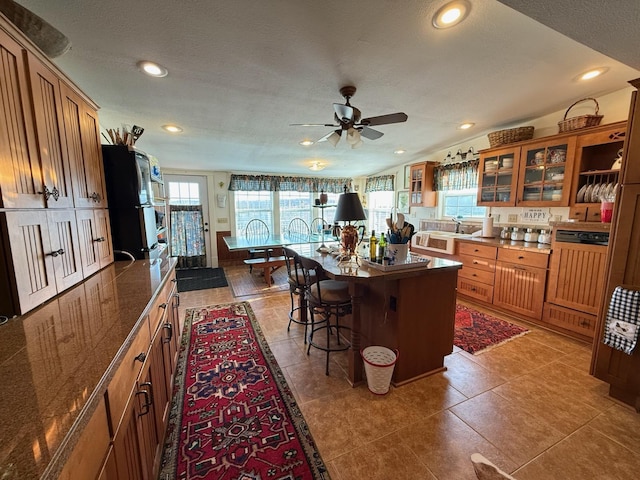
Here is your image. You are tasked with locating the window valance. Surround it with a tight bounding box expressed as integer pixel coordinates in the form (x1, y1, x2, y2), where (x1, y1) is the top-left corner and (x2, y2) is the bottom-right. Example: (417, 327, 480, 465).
(228, 174, 352, 193)
(364, 174, 395, 192)
(433, 159, 479, 191)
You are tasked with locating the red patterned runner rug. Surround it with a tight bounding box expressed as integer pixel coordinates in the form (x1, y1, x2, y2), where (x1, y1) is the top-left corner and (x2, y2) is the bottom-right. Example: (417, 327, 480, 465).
(160, 302, 329, 479)
(454, 304, 529, 354)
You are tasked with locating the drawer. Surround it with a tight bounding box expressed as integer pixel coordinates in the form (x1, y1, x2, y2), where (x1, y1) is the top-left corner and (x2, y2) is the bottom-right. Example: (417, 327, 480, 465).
(459, 254, 496, 272)
(568, 206, 587, 222)
(497, 248, 549, 268)
(459, 266, 495, 285)
(586, 205, 602, 222)
(106, 315, 151, 436)
(457, 242, 497, 259)
(457, 277, 494, 303)
(542, 303, 596, 339)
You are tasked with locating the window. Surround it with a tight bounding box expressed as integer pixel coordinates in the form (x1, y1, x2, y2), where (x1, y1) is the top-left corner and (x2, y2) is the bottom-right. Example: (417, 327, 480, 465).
(279, 192, 313, 233)
(168, 182, 200, 205)
(367, 191, 394, 234)
(438, 189, 486, 219)
(234, 191, 274, 236)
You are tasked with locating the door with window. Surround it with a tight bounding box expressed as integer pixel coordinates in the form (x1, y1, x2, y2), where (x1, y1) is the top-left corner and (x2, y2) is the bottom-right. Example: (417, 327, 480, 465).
(164, 175, 211, 267)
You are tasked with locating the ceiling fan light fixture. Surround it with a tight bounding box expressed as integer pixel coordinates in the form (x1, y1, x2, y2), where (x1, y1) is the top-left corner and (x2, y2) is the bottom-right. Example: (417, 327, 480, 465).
(458, 122, 475, 130)
(432, 1, 470, 29)
(351, 139, 363, 149)
(327, 130, 341, 147)
(346, 127, 361, 145)
(137, 60, 168, 77)
(394, 149, 406, 155)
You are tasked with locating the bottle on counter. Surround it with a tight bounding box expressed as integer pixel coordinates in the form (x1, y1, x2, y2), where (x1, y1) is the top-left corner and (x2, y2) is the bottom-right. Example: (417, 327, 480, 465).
(377, 233, 387, 263)
(369, 230, 377, 262)
(511, 227, 525, 241)
(524, 228, 539, 243)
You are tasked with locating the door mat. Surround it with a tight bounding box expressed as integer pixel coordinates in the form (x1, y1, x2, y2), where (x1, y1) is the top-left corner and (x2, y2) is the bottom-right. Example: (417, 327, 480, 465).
(159, 302, 329, 479)
(175, 267, 228, 292)
(455, 304, 529, 354)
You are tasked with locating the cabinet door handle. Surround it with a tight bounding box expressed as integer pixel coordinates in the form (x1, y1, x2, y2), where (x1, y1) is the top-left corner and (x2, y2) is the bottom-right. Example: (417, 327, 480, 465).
(518, 255, 525, 259)
(513, 265, 527, 271)
(134, 352, 146, 363)
(89, 192, 101, 202)
(136, 382, 153, 416)
(159, 302, 167, 310)
(174, 292, 180, 307)
(47, 248, 65, 257)
(93, 237, 105, 243)
(163, 323, 173, 343)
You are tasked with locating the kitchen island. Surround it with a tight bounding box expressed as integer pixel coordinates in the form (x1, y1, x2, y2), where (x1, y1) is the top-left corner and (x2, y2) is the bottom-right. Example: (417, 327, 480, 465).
(291, 244, 462, 386)
(0, 257, 177, 479)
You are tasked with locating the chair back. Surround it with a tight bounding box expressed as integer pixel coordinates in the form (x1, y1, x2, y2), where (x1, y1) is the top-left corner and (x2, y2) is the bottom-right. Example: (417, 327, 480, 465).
(282, 246, 304, 286)
(298, 255, 328, 302)
(245, 219, 270, 243)
(287, 217, 310, 242)
(311, 217, 329, 234)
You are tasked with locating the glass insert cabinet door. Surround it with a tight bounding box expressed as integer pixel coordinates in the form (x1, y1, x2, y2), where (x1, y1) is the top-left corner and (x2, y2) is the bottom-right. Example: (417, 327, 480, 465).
(518, 137, 576, 205)
(478, 147, 520, 206)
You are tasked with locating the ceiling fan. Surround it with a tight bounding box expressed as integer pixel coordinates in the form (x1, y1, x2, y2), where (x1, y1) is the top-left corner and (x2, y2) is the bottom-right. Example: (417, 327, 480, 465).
(290, 86, 408, 148)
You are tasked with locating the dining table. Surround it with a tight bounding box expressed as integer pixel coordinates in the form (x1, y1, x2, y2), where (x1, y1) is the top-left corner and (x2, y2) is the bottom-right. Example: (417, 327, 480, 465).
(289, 243, 463, 387)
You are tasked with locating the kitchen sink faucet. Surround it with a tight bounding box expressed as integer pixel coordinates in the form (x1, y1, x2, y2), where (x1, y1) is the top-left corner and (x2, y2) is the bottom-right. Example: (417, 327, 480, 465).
(452, 217, 463, 233)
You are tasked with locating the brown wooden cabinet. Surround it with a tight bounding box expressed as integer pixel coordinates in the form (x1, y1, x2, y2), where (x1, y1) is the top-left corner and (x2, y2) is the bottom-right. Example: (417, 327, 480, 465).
(0, 28, 44, 209)
(409, 162, 437, 207)
(76, 208, 114, 277)
(492, 248, 548, 320)
(456, 242, 497, 304)
(478, 146, 520, 206)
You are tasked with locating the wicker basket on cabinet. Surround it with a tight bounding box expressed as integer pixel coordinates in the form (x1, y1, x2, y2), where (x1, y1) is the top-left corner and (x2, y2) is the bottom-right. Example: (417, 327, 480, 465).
(487, 126, 534, 148)
(557, 97, 603, 133)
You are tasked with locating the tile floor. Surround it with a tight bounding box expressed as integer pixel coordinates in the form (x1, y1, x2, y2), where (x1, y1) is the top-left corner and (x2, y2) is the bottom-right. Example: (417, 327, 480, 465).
(175, 266, 640, 480)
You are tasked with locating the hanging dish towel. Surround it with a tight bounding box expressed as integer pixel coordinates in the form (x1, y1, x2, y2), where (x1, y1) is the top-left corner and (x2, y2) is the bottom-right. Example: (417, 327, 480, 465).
(603, 286, 640, 355)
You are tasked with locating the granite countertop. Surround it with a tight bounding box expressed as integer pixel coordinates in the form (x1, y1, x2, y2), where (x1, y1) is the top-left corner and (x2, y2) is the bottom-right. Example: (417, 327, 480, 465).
(0, 257, 176, 479)
(457, 236, 552, 254)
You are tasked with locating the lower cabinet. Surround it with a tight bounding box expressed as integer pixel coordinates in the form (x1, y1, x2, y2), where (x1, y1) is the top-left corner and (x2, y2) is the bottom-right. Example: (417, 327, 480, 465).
(76, 208, 114, 277)
(493, 249, 548, 320)
(456, 242, 497, 304)
(102, 270, 179, 480)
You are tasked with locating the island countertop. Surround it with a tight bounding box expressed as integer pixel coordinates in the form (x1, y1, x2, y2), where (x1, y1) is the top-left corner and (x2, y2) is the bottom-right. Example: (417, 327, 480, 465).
(0, 257, 176, 479)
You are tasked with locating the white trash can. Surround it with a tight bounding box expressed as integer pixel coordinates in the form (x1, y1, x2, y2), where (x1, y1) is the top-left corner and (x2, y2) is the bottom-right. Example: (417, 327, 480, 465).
(361, 346, 398, 395)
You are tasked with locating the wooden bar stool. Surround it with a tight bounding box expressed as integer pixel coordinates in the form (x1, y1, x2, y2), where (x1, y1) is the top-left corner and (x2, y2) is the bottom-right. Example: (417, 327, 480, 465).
(283, 247, 316, 342)
(298, 255, 352, 375)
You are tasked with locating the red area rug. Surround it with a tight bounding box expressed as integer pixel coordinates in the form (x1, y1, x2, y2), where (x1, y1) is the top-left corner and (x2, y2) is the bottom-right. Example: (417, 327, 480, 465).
(160, 302, 328, 479)
(454, 304, 529, 354)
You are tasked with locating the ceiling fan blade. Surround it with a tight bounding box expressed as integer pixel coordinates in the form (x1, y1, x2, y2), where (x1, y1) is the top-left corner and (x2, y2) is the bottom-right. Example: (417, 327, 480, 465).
(360, 112, 408, 126)
(333, 103, 354, 123)
(316, 129, 342, 144)
(290, 123, 339, 127)
(360, 126, 384, 140)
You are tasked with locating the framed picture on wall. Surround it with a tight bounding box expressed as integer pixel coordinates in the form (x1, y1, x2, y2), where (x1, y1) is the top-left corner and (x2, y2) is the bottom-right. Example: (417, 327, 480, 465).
(397, 190, 409, 213)
(403, 165, 411, 189)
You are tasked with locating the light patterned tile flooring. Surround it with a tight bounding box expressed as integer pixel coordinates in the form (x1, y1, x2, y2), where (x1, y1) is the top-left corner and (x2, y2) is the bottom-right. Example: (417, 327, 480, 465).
(176, 266, 640, 479)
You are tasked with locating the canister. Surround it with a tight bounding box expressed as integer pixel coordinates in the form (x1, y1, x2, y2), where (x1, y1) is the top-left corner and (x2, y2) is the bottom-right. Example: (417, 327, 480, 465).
(538, 229, 551, 244)
(524, 228, 539, 242)
(511, 227, 524, 241)
(500, 227, 511, 239)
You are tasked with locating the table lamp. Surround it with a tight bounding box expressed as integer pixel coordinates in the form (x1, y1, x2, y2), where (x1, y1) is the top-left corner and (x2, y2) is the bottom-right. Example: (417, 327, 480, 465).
(334, 185, 367, 262)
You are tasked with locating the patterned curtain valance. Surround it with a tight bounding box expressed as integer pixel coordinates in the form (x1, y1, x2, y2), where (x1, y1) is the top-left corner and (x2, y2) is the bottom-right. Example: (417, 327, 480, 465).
(364, 174, 395, 193)
(228, 174, 352, 193)
(433, 159, 479, 191)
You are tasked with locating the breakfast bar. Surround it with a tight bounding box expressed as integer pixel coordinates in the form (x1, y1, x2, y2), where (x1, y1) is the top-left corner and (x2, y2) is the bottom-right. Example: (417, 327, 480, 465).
(290, 244, 463, 386)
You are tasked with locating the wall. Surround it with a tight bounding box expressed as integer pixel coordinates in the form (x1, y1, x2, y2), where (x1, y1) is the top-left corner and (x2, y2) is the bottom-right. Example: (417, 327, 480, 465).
(384, 86, 635, 230)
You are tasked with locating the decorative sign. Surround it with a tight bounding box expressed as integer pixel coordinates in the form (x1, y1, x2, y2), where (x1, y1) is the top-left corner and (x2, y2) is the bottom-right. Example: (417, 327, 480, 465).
(521, 208, 552, 224)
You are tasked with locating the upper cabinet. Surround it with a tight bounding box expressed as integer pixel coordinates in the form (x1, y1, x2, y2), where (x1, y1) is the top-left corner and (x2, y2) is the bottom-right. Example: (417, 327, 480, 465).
(0, 29, 45, 209)
(478, 123, 626, 209)
(409, 162, 437, 207)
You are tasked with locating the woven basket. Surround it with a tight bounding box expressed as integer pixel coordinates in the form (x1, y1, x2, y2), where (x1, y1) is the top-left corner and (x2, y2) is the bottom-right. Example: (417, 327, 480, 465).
(487, 126, 534, 148)
(558, 97, 603, 133)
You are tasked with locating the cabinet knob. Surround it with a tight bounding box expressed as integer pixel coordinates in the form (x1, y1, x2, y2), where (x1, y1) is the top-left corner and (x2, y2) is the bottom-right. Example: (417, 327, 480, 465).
(89, 192, 101, 202)
(93, 237, 105, 243)
(47, 248, 65, 257)
(159, 302, 167, 310)
(134, 352, 146, 363)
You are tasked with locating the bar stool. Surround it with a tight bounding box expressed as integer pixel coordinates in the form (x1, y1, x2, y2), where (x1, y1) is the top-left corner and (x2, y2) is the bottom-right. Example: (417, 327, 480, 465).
(283, 247, 316, 343)
(298, 255, 352, 375)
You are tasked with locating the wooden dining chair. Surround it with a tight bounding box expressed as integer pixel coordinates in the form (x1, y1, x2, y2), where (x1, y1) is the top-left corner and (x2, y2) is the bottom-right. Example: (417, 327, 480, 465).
(245, 219, 271, 272)
(287, 217, 310, 242)
(311, 217, 329, 234)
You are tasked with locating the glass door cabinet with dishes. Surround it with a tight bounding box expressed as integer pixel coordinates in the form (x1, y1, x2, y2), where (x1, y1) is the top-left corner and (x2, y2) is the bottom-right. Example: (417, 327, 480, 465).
(478, 147, 521, 206)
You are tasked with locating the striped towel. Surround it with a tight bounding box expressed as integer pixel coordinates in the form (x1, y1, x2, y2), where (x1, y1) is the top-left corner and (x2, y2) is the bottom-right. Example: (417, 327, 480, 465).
(603, 286, 640, 355)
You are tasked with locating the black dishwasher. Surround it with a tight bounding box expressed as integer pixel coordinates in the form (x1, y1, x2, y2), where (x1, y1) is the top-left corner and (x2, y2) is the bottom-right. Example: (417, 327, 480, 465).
(555, 229, 609, 246)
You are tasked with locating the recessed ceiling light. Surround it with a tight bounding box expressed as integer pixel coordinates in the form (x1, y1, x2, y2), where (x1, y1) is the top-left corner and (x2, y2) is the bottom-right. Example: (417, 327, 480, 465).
(309, 162, 325, 171)
(394, 149, 406, 155)
(299, 140, 314, 146)
(578, 67, 608, 81)
(433, 1, 471, 29)
(458, 122, 475, 130)
(162, 124, 183, 133)
(137, 60, 168, 77)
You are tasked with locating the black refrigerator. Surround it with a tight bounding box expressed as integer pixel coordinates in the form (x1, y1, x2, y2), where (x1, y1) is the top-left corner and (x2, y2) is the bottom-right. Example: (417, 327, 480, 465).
(101, 145, 160, 259)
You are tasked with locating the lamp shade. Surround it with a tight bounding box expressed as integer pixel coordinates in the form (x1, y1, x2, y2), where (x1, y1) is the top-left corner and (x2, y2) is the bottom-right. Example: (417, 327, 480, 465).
(334, 189, 366, 223)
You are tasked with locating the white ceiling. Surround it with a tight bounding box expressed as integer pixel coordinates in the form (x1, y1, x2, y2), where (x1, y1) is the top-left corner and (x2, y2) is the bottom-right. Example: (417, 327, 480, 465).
(15, 0, 640, 177)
